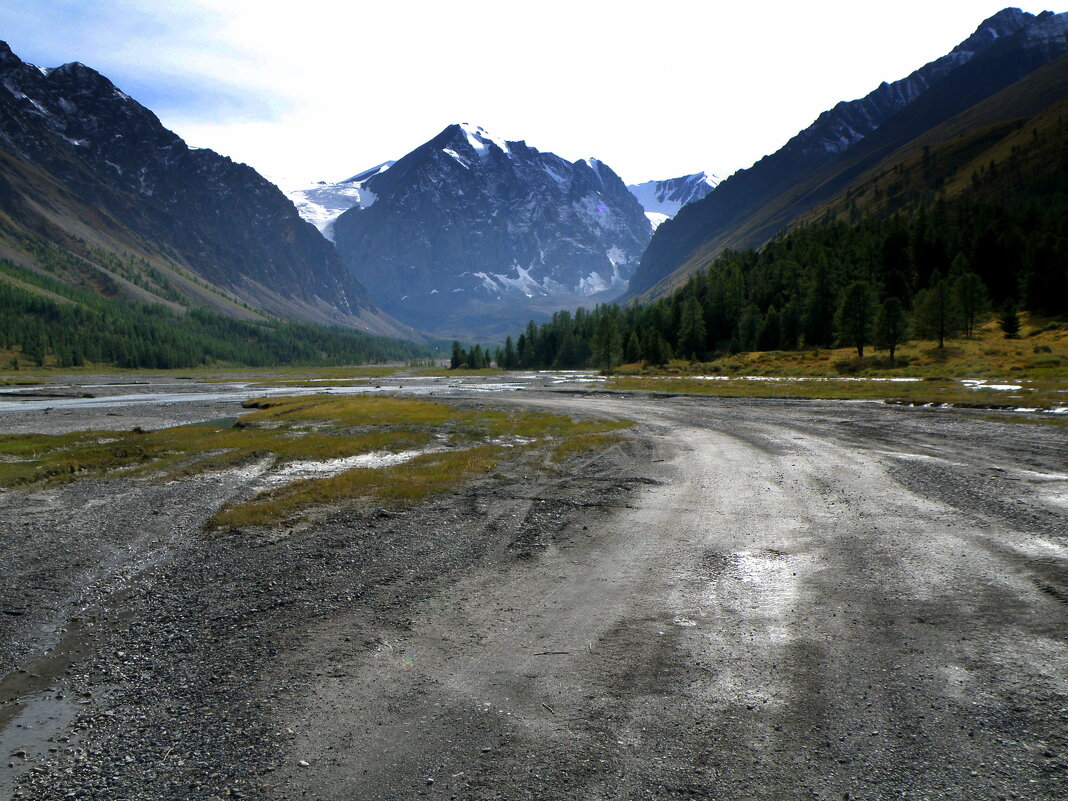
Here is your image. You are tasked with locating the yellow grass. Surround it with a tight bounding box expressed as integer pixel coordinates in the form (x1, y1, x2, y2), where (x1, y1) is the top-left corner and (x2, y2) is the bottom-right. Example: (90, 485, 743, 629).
(240, 394, 456, 427)
(0, 394, 634, 528)
(613, 315, 1067, 381)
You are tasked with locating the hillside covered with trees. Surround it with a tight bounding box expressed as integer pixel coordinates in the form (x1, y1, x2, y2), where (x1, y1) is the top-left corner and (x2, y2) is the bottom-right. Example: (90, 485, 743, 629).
(494, 190, 1067, 371)
(0, 259, 431, 370)
(486, 53, 1068, 374)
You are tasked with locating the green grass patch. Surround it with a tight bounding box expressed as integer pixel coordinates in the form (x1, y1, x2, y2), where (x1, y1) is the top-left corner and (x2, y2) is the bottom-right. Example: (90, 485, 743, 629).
(0, 396, 449, 488)
(2, 394, 633, 528)
(240, 394, 457, 428)
(210, 403, 634, 528)
(616, 314, 1068, 382)
(605, 374, 1067, 409)
(0, 430, 155, 485)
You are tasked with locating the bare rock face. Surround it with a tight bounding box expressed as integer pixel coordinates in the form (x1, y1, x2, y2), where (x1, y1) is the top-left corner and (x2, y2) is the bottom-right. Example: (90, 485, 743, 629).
(330, 124, 652, 339)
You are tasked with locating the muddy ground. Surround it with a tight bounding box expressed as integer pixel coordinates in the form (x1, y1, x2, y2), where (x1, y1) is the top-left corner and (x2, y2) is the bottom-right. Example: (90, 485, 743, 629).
(0, 379, 1066, 800)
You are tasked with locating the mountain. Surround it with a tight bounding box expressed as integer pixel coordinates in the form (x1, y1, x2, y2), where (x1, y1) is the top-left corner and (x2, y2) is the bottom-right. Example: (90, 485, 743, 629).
(287, 161, 395, 242)
(795, 50, 1068, 229)
(0, 41, 417, 340)
(330, 124, 652, 339)
(505, 61, 1068, 370)
(627, 172, 719, 229)
(626, 8, 1068, 300)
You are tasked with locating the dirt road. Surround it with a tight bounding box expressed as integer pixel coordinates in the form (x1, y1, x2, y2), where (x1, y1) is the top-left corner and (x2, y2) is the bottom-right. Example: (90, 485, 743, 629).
(2, 387, 1066, 800)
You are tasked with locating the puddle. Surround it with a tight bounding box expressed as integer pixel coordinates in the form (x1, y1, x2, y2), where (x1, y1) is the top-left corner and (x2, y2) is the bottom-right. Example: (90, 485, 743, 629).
(0, 385, 51, 394)
(706, 549, 809, 643)
(0, 619, 95, 797)
(487, 436, 536, 447)
(0, 692, 80, 797)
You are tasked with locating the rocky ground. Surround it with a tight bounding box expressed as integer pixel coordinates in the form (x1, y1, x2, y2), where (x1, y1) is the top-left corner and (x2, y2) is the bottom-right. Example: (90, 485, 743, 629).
(0, 380, 1065, 800)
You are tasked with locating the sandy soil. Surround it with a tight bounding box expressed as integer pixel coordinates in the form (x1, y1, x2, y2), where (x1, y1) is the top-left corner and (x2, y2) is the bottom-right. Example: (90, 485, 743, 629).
(0, 380, 1065, 800)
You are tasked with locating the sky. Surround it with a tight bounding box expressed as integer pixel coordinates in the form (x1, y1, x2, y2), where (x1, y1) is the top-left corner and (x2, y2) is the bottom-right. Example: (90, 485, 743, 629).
(0, 1, 1061, 190)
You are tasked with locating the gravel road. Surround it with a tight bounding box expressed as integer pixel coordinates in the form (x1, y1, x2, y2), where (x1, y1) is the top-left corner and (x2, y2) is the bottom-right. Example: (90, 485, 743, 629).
(1, 383, 1065, 800)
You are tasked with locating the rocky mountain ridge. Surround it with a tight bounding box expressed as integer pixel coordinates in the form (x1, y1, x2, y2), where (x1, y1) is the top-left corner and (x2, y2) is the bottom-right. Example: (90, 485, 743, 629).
(0, 41, 415, 338)
(626, 7, 1068, 300)
(330, 123, 652, 339)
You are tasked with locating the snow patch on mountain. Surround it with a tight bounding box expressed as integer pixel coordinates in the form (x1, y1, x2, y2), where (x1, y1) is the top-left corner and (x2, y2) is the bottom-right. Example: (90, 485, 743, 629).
(287, 160, 395, 241)
(627, 172, 719, 221)
(645, 212, 670, 230)
(458, 122, 511, 154)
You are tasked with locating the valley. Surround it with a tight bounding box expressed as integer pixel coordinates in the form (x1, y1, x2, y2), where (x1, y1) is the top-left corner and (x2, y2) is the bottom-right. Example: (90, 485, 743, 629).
(1, 6, 1067, 800)
(0, 374, 1065, 799)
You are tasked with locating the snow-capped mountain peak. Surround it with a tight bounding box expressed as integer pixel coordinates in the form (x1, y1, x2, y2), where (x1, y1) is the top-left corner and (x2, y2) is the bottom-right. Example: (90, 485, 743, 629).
(326, 123, 652, 338)
(627, 172, 720, 228)
(456, 122, 511, 155)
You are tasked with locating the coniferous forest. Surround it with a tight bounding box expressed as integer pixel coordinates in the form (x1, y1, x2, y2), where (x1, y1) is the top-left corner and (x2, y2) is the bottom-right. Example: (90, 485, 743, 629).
(491, 192, 1068, 371)
(0, 260, 430, 369)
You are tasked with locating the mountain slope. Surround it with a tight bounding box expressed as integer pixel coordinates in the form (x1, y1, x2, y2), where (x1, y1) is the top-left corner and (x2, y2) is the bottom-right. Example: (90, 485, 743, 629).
(0, 41, 418, 340)
(795, 51, 1068, 227)
(627, 8, 1068, 300)
(331, 124, 652, 339)
(506, 88, 1068, 369)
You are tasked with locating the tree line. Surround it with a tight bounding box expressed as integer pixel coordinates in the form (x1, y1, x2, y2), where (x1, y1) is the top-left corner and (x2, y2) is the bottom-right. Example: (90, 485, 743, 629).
(474, 192, 1065, 370)
(0, 260, 430, 369)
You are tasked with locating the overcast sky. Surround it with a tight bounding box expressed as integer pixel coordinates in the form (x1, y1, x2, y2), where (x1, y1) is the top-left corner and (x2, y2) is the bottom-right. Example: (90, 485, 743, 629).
(0, 1, 1060, 189)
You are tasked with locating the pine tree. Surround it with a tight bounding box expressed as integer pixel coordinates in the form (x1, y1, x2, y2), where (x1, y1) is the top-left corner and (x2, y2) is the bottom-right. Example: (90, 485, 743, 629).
(874, 297, 909, 361)
(953, 273, 991, 339)
(735, 304, 762, 353)
(779, 299, 801, 350)
(912, 270, 959, 348)
(503, 336, 517, 369)
(834, 281, 877, 357)
(554, 330, 579, 368)
(759, 306, 781, 351)
(998, 300, 1021, 338)
(608, 321, 624, 370)
(677, 296, 707, 360)
(590, 316, 613, 371)
(464, 344, 478, 369)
